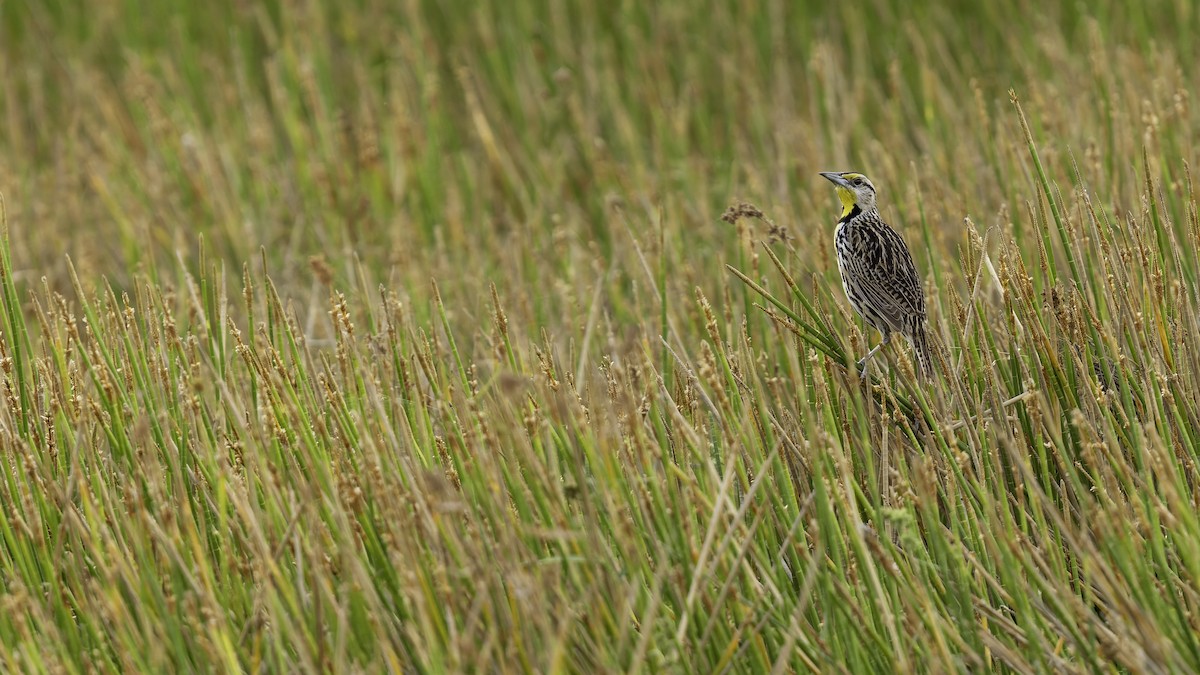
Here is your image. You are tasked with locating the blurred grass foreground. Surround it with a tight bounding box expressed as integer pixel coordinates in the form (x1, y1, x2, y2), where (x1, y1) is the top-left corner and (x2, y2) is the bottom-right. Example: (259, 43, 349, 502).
(4, 0, 1200, 671)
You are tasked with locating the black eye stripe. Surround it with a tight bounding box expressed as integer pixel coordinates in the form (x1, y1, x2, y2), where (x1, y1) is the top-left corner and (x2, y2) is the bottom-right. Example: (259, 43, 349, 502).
(841, 174, 875, 192)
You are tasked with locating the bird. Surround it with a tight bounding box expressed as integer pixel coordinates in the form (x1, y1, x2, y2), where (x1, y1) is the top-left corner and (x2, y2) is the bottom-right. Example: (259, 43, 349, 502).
(819, 171, 933, 380)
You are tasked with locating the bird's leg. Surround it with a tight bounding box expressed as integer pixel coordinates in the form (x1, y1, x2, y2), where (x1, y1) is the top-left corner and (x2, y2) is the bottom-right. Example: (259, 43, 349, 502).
(857, 333, 893, 380)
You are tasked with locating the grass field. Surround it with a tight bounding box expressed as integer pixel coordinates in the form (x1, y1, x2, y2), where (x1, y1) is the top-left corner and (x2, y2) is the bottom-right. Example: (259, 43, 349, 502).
(4, 0, 1200, 671)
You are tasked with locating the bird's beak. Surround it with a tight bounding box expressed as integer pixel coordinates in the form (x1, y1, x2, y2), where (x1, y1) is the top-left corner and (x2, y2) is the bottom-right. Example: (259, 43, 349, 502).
(819, 172, 852, 189)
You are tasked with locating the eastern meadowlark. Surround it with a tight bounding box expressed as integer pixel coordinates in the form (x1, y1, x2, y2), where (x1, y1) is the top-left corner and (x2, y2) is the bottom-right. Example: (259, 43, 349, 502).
(819, 171, 933, 380)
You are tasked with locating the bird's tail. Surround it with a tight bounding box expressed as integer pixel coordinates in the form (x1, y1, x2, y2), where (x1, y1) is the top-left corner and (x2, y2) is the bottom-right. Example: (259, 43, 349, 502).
(909, 323, 935, 379)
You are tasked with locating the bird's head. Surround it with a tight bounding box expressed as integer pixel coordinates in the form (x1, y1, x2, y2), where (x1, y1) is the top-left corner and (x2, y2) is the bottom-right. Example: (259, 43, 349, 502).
(820, 171, 877, 219)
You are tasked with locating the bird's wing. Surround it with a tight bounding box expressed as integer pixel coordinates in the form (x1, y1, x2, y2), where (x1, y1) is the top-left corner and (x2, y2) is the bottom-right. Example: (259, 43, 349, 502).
(855, 226, 926, 330)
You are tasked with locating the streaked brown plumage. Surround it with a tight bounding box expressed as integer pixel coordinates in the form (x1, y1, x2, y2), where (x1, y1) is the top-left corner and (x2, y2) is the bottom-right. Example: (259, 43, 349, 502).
(819, 171, 933, 380)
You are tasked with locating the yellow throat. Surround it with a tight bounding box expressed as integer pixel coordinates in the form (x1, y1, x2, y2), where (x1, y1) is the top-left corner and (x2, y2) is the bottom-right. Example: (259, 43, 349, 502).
(836, 186, 857, 219)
